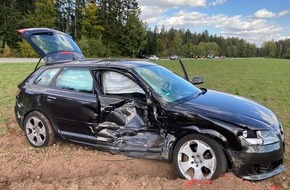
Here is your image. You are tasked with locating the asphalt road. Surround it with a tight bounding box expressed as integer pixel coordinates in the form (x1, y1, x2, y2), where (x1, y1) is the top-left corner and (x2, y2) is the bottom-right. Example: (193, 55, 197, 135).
(0, 58, 42, 63)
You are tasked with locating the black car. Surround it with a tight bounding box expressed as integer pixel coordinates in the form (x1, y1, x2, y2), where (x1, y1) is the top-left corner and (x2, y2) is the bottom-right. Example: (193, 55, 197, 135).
(15, 28, 285, 181)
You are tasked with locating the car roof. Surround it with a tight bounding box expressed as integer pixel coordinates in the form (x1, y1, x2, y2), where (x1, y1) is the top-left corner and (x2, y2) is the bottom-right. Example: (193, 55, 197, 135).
(42, 59, 157, 70)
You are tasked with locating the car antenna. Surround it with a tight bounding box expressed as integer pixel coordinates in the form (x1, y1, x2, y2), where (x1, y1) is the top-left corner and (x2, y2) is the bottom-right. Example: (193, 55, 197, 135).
(34, 57, 43, 71)
(179, 59, 189, 81)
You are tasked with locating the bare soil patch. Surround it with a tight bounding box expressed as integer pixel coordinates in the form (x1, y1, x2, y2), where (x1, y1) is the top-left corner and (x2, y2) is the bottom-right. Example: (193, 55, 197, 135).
(0, 122, 289, 190)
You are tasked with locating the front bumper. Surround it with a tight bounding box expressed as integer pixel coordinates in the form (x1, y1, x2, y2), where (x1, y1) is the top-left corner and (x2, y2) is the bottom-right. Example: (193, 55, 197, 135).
(228, 141, 284, 180)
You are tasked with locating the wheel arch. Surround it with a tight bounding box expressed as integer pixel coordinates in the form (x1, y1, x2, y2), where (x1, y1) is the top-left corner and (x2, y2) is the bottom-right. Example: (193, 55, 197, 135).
(22, 109, 58, 135)
(168, 126, 233, 169)
(22, 110, 43, 126)
(23, 110, 56, 147)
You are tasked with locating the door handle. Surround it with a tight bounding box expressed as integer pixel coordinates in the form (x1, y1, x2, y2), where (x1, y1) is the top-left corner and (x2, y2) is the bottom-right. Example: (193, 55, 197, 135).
(102, 105, 116, 112)
(47, 96, 56, 102)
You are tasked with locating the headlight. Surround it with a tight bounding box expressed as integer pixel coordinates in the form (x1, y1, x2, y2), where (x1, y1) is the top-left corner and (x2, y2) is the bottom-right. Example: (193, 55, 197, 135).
(238, 130, 279, 146)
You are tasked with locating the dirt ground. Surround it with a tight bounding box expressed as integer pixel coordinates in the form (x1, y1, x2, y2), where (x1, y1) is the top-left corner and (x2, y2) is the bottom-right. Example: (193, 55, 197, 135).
(0, 121, 289, 190)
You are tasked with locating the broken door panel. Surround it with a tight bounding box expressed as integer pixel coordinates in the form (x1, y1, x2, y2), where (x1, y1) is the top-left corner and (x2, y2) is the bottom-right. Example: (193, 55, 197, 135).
(96, 96, 167, 154)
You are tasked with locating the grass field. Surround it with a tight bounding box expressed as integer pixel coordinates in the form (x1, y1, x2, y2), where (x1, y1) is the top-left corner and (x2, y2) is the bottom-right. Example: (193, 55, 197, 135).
(0, 58, 289, 136)
(0, 63, 35, 135)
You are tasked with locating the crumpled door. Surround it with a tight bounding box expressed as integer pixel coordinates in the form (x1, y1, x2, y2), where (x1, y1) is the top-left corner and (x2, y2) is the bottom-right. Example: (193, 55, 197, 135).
(94, 70, 167, 157)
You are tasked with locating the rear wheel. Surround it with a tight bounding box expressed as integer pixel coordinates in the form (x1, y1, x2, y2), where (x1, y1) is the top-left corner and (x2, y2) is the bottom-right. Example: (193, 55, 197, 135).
(173, 134, 227, 180)
(24, 111, 55, 148)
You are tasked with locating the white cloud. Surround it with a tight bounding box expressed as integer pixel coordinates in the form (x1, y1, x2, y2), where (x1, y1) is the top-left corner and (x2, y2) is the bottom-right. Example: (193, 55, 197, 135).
(169, 0, 206, 6)
(209, 0, 227, 7)
(278, 10, 290, 17)
(254, 9, 276, 18)
(138, 0, 206, 7)
(140, 6, 167, 21)
(254, 9, 290, 18)
(218, 18, 283, 46)
(159, 11, 208, 26)
(139, 0, 207, 23)
(153, 10, 284, 46)
(138, 2, 289, 46)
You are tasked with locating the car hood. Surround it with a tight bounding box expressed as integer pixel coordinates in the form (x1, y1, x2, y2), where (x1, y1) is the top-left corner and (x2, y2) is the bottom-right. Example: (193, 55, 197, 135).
(17, 28, 84, 64)
(173, 90, 279, 131)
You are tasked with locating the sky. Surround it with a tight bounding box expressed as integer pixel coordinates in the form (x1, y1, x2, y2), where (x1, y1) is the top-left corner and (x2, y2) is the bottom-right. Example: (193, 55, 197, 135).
(138, 0, 290, 46)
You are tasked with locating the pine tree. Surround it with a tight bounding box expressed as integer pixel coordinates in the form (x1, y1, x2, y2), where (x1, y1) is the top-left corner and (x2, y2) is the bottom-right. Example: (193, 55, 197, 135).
(28, 0, 56, 28)
(78, 1, 106, 57)
(120, 0, 146, 57)
(0, 0, 22, 48)
(81, 1, 103, 38)
(97, 0, 146, 56)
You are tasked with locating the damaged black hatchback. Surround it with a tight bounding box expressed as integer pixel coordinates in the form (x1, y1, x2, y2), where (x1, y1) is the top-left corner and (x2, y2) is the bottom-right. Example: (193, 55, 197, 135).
(15, 28, 285, 181)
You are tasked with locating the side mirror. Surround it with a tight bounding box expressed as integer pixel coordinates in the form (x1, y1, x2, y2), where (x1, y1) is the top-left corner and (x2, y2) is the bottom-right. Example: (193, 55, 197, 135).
(191, 76, 204, 85)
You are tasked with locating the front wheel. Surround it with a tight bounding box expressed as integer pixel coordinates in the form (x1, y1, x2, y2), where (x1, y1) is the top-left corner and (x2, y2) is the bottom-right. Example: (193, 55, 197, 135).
(23, 111, 55, 148)
(173, 134, 227, 180)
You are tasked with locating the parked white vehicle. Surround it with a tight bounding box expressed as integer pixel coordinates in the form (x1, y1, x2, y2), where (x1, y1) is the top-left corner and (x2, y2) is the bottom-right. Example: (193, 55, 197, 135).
(149, 55, 160, 61)
(170, 55, 179, 60)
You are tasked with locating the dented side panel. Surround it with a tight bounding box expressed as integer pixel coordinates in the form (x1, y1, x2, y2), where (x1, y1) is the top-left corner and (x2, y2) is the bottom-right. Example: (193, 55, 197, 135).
(94, 92, 243, 161)
(95, 96, 174, 159)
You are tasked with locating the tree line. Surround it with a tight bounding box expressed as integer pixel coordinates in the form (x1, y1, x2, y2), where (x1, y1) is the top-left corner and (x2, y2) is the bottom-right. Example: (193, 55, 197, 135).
(1, 0, 290, 59)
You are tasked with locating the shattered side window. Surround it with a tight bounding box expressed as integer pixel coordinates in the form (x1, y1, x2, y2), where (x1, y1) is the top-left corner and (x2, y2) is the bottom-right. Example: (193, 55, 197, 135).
(102, 71, 145, 98)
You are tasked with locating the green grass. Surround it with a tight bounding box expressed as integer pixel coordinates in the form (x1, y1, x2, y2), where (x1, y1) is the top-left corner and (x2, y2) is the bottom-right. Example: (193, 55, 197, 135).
(0, 63, 35, 135)
(0, 58, 289, 133)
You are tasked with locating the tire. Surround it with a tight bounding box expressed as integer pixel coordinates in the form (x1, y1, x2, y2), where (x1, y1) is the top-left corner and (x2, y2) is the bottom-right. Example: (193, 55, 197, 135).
(173, 134, 227, 180)
(23, 111, 55, 148)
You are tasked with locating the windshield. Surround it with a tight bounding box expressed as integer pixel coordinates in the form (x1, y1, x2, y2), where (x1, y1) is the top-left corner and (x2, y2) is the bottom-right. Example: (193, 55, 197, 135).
(134, 65, 202, 103)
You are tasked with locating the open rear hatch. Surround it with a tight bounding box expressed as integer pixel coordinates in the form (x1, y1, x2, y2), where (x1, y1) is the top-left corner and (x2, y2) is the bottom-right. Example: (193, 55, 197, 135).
(17, 28, 84, 65)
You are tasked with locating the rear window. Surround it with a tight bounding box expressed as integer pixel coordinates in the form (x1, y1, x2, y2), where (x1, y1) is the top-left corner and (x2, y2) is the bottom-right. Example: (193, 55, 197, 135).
(31, 33, 82, 55)
(35, 68, 60, 86)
